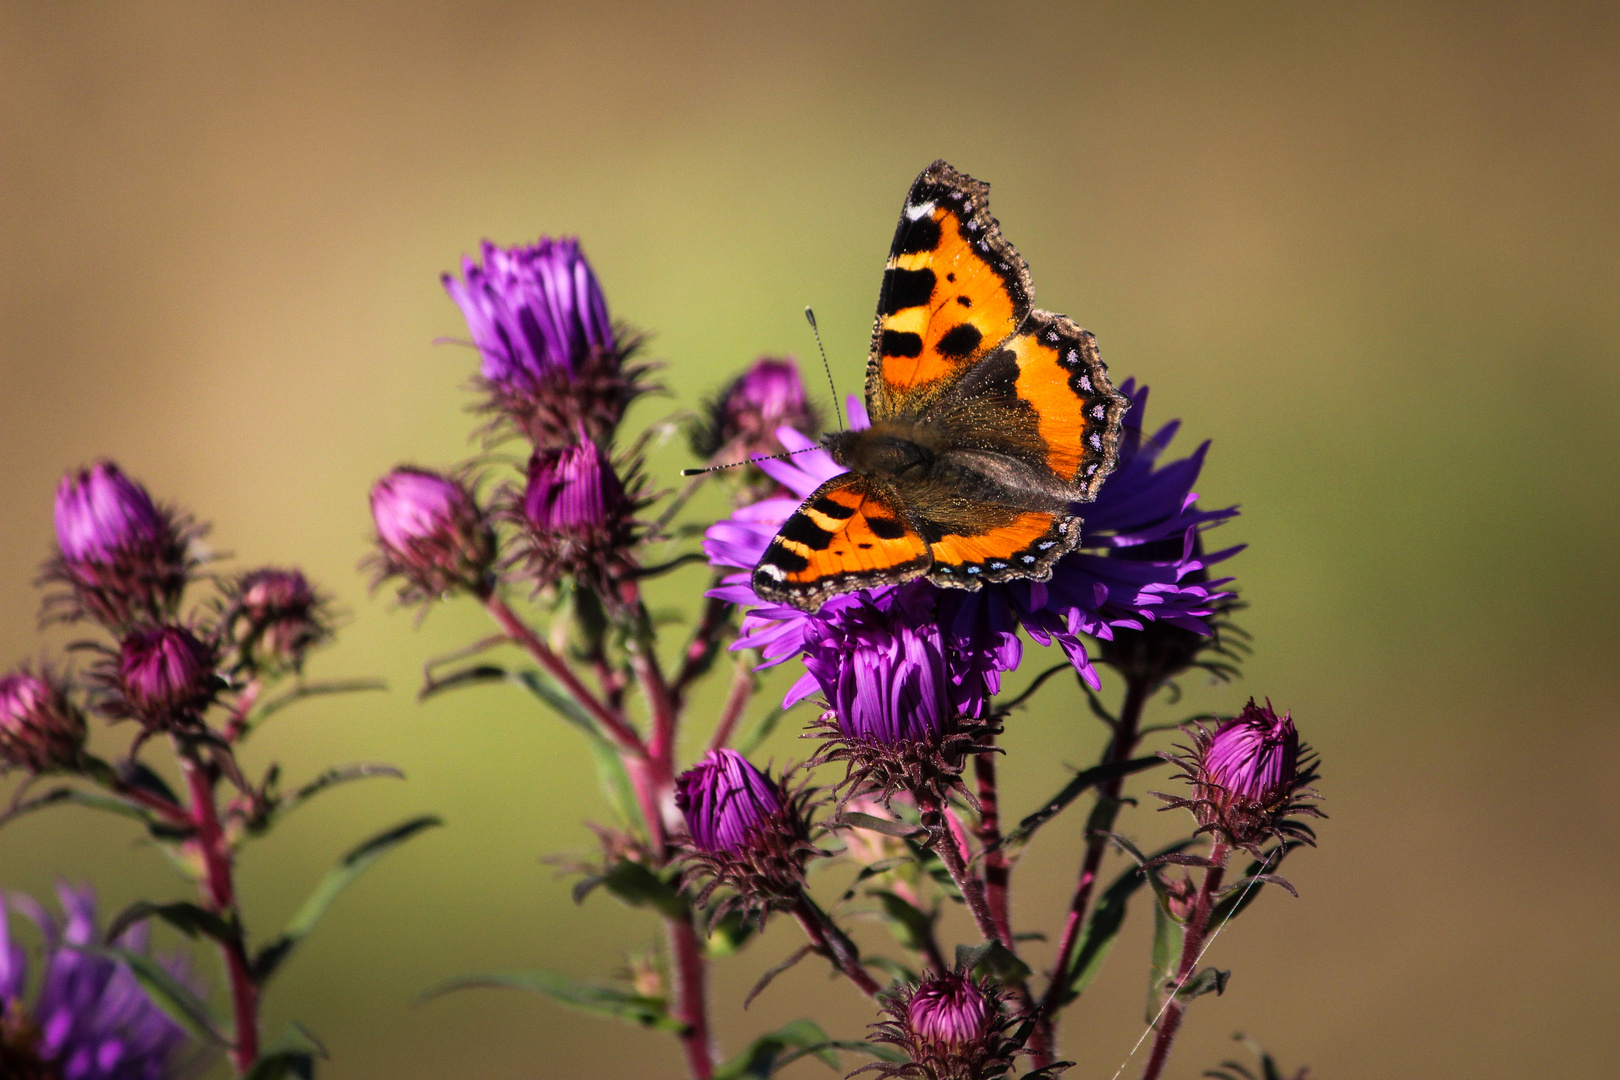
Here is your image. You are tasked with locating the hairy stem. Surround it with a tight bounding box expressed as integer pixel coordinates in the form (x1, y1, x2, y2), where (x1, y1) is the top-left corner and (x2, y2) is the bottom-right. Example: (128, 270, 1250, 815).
(1034, 674, 1151, 1065)
(666, 916, 715, 1079)
(1140, 843, 1230, 1080)
(973, 751, 1012, 943)
(920, 794, 1008, 949)
(179, 752, 258, 1074)
(792, 893, 883, 998)
(484, 594, 647, 757)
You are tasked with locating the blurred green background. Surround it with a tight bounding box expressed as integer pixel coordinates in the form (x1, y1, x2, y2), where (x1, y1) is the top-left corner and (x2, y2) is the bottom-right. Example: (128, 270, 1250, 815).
(2, 3, 1617, 1077)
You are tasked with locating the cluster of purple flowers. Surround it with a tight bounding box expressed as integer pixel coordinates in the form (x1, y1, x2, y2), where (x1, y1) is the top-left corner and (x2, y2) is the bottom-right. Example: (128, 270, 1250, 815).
(0, 887, 198, 1080)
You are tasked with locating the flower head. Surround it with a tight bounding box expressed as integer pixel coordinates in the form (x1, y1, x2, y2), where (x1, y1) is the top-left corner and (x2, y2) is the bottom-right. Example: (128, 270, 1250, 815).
(107, 625, 219, 732)
(443, 237, 652, 447)
(509, 437, 640, 601)
(1157, 699, 1323, 854)
(703, 382, 1237, 705)
(367, 468, 496, 603)
(674, 750, 821, 924)
(868, 971, 1021, 1080)
(689, 358, 821, 488)
(221, 568, 332, 676)
(43, 463, 199, 631)
(0, 885, 201, 1080)
(0, 668, 86, 774)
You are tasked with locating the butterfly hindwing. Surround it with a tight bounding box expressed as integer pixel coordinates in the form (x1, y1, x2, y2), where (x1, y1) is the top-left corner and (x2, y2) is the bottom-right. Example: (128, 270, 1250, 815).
(752, 473, 932, 609)
(923, 509, 1080, 589)
(865, 160, 1034, 420)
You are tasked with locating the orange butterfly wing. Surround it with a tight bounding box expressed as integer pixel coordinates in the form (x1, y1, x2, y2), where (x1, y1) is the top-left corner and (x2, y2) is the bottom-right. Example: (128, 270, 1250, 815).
(865, 161, 1033, 420)
(752, 474, 931, 609)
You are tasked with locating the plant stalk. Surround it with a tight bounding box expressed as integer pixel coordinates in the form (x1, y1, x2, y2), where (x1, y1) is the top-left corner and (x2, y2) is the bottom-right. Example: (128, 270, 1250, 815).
(667, 915, 715, 1079)
(791, 893, 883, 998)
(1139, 842, 1230, 1080)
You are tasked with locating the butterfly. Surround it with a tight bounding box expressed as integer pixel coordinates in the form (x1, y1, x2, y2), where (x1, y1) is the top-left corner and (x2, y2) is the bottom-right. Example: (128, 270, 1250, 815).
(752, 160, 1131, 613)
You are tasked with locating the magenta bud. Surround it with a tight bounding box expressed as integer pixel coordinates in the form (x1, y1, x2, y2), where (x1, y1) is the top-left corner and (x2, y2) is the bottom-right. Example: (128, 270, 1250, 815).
(870, 972, 1016, 1080)
(44, 461, 196, 630)
(1205, 699, 1300, 805)
(675, 749, 783, 854)
(116, 625, 218, 730)
(0, 668, 86, 773)
(907, 971, 992, 1047)
(512, 438, 638, 598)
(226, 567, 331, 674)
(691, 357, 820, 466)
(368, 467, 495, 602)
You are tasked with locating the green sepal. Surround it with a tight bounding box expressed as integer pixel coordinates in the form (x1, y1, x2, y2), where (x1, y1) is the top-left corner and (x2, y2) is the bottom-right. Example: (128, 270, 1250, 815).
(419, 969, 686, 1033)
(253, 815, 442, 985)
(244, 1022, 328, 1080)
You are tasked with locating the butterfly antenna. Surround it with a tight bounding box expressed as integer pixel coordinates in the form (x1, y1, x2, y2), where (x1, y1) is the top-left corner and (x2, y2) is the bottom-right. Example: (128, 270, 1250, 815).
(679, 445, 822, 477)
(804, 306, 845, 431)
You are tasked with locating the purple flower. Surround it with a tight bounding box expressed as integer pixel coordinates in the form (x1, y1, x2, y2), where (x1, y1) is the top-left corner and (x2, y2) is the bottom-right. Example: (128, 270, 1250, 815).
(907, 971, 992, 1047)
(1205, 699, 1300, 804)
(0, 885, 200, 1080)
(1158, 699, 1323, 854)
(43, 463, 197, 631)
(53, 464, 165, 564)
(223, 568, 331, 675)
(511, 438, 639, 600)
(704, 381, 1237, 700)
(673, 751, 820, 922)
(869, 972, 1017, 1080)
(367, 467, 495, 603)
(113, 626, 218, 731)
(675, 749, 783, 854)
(443, 238, 614, 386)
(443, 238, 650, 447)
(689, 357, 821, 470)
(0, 668, 86, 774)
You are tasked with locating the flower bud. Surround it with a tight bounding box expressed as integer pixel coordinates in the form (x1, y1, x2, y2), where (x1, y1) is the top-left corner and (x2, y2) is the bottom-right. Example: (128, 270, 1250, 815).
(1157, 698, 1323, 852)
(0, 668, 86, 773)
(689, 357, 820, 467)
(115, 625, 219, 731)
(44, 462, 196, 630)
(512, 438, 637, 599)
(224, 568, 331, 675)
(674, 750, 820, 924)
(870, 972, 1017, 1080)
(443, 237, 652, 447)
(368, 468, 495, 602)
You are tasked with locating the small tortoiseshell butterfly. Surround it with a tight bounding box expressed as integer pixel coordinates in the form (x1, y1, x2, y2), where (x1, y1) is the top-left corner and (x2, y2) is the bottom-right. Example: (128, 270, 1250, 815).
(753, 160, 1130, 612)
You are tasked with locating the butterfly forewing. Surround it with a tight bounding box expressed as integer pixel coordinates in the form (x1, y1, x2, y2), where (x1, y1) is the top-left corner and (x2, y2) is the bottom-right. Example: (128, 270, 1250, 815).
(865, 161, 1034, 420)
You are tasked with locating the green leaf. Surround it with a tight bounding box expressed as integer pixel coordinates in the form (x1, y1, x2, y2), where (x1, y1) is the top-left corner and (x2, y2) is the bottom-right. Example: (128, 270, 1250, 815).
(250, 764, 406, 838)
(105, 900, 237, 950)
(1064, 839, 1195, 1002)
(1146, 885, 1184, 1023)
(253, 815, 442, 985)
(767, 1039, 910, 1075)
(598, 859, 689, 920)
(713, 1019, 839, 1079)
(1173, 966, 1229, 1001)
(76, 946, 229, 1046)
(254, 679, 386, 726)
(586, 737, 645, 833)
(836, 812, 925, 839)
(420, 969, 686, 1033)
(953, 941, 1031, 985)
(870, 890, 936, 955)
(245, 1022, 328, 1080)
(996, 756, 1162, 851)
(510, 669, 616, 748)
(0, 786, 153, 831)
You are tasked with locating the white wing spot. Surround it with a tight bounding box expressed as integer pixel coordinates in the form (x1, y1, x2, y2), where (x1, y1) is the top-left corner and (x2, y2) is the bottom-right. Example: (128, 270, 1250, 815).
(1067, 349, 1080, 364)
(967, 566, 982, 575)
(905, 200, 936, 221)
(1093, 405, 1105, 418)
(1080, 375, 1092, 390)
(757, 563, 785, 581)
(1089, 433, 1102, 449)
(1037, 541, 1056, 550)
(1021, 554, 1036, 564)
(990, 561, 1007, 570)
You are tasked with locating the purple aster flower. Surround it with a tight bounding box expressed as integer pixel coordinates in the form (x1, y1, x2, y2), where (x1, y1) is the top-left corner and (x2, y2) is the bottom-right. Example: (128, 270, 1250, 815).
(0, 885, 201, 1080)
(108, 626, 219, 733)
(704, 380, 1237, 701)
(220, 567, 332, 676)
(869, 971, 1020, 1080)
(674, 751, 820, 924)
(366, 467, 496, 604)
(442, 237, 653, 447)
(1157, 699, 1324, 855)
(0, 667, 86, 775)
(42, 463, 199, 632)
(689, 358, 822, 486)
(509, 436, 640, 602)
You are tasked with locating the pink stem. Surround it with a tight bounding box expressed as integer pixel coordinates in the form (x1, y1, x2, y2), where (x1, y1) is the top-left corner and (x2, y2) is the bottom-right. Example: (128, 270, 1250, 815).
(180, 754, 258, 1074)
(1140, 843, 1230, 1080)
(791, 894, 883, 998)
(667, 915, 714, 1078)
(222, 678, 262, 742)
(973, 752, 1013, 943)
